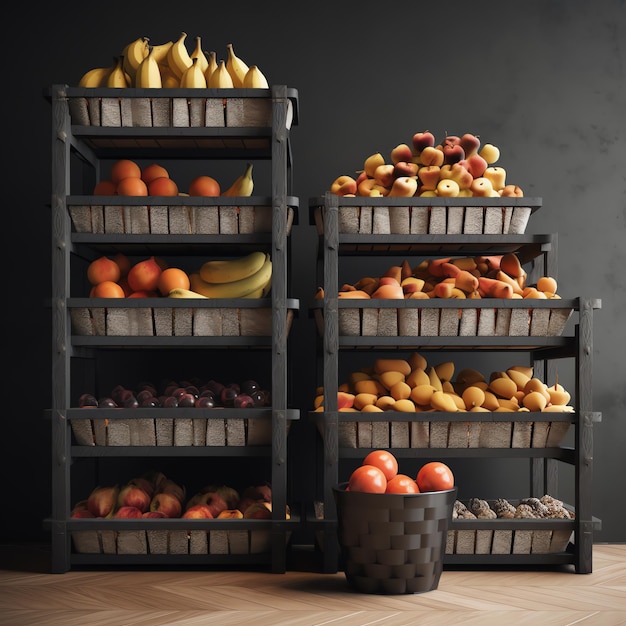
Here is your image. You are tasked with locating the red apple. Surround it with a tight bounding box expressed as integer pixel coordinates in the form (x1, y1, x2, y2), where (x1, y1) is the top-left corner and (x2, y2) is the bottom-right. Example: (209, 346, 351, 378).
(442, 143, 465, 165)
(114, 505, 144, 518)
(150, 492, 183, 518)
(117, 484, 151, 513)
(157, 478, 186, 503)
(412, 130, 435, 153)
(87, 485, 119, 518)
(462, 154, 488, 179)
(393, 161, 419, 178)
(142, 510, 167, 518)
(459, 133, 481, 158)
(126, 476, 155, 498)
(181, 504, 214, 519)
(390, 143, 413, 165)
(442, 134, 461, 146)
(195, 491, 229, 518)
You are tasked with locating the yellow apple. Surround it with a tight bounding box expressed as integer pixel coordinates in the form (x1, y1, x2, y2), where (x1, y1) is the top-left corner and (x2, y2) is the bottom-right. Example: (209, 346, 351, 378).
(483, 166, 506, 191)
(479, 143, 500, 165)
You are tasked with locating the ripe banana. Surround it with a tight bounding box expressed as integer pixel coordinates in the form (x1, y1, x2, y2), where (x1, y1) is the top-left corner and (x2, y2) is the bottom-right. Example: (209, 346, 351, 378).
(159, 64, 180, 88)
(208, 60, 234, 88)
(225, 43, 249, 87)
(179, 57, 207, 88)
(122, 37, 149, 81)
(190, 254, 272, 298)
(150, 40, 174, 65)
(204, 50, 218, 84)
(167, 31, 193, 79)
(135, 48, 162, 88)
(168, 288, 208, 298)
(106, 57, 130, 88)
(223, 163, 254, 197)
(190, 36, 209, 74)
(243, 65, 269, 89)
(78, 64, 114, 88)
(199, 250, 267, 284)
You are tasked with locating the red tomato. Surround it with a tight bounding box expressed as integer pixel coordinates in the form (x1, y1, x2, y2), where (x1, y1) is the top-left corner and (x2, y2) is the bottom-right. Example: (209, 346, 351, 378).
(348, 465, 387, 493)
(362, 449, 398, 481)
(385, 474, 420, 494)
(416, 462, 455, 492)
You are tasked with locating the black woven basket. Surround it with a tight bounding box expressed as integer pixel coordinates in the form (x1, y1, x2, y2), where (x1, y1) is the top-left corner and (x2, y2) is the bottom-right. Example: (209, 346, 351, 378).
(333, 483, 457, 594)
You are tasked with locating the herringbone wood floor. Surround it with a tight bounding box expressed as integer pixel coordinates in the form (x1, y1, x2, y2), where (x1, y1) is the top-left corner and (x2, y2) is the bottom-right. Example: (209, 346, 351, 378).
(1, 543, 625, 625)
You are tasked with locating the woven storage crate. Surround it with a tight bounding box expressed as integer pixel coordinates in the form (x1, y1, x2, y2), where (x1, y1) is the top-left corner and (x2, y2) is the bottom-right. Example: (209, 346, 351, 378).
(70, 305, 294, 337)
(314, 302, 573, 339)
(312, 198, 540, 236)
(72, 526, 290, 555)
(330, 417, 571, 450)
(67, 89, 294, 129)
(333, 483, 457, 594)
(70, 414, 287, 447)
(68, 203, 294, 236)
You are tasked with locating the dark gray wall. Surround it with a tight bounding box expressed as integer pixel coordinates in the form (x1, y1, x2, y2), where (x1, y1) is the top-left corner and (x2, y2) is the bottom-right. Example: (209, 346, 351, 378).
(4, 0, 624, 546)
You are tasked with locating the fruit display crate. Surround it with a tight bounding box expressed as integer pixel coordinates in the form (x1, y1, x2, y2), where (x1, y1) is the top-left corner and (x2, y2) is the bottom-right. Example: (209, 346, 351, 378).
(311, 299, 574, 339)
(68, 408, 297, 447)
(65, 86, 298, 129)
(312, 412, 572, 450)
(70, 519, 294, 558)
(310, 196, 541, 236)
(69, 298, 298, 338)
(67, 197, 297, 236)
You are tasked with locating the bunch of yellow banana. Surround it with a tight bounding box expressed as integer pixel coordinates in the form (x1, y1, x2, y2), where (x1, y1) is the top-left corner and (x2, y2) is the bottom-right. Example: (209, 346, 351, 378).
(223, 163, 254, 196)
(185, 251, 272, 298)
(122, 37, 149, 82)
(167, 31, 193, 79)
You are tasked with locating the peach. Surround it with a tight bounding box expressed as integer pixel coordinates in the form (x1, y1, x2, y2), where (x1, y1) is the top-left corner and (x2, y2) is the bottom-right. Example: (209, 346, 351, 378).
(330, 175, 357, 196)
(459, 133, 481, 158)
(463, 154, 488, 179)
(393, 161, 419, 178)
(337, 391, 356, 409)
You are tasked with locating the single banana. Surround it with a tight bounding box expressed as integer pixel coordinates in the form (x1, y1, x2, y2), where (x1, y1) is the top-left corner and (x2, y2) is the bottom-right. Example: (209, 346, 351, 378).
(225, 43, 249, 87)
(167, 31, 193, 79)
(106, 57, 130, 88)
(243, 65, 269, 89)
(190, 36, 209, 74)
(204, 50, 218, 84)
(122, 37, 149, 81)
(199, 250, 267, 284)
(179, 57, 207, 88)
(223, 163, 254, 196)
(78, 64, 114, 88)
(150, 40, 174, 65)
(168, 288, 207, 299)
(190, 254, 272, 298)
(208, 60, 234, 88)
(135, 48, 162, 88)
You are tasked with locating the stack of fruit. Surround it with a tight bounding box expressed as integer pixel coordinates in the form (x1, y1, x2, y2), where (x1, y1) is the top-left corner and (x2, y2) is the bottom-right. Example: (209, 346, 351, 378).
(78, 35, 269, 89)
(329, 131, 523, 198)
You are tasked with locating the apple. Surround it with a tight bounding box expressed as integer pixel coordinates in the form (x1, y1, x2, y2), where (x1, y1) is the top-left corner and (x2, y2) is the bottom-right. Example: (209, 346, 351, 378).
(197, 491, 229, 517)
(243, 501, 272, 519)
(114, 505, 144, 518)
(150, 492, 182, 518)
(330, 174, 357, 196)
(439, 163, 473, 189)
(436, 179, 460, 197)
(117, 484, 151, 513)
(241, 483, 272, 503)
(417, 165, 441, 190)
(462, 154, 488, 179)
(71, 508, 95, 518)
(78, 393, 98, 408)
(157, 478, 186, 503)
(390, 143, 413, 165)
(388, 176, 418, 197)
(483, 166, 507, 191)
(182, 504, 214, 519)
(500, 183, 524, 197)
(442, 143, 465, 165)
(363, 152, 385, 177)
(419, 145, 444, 167)
(142, 510, 167, 518)
(357, 176, 377, 197)
(470, 177, 495, 197)
(373, 163, 395, 188)
(87, 485, 119, 518)
(412, 130, 435, 154)
(217, 509, 244, 519)
(393, 161, 419, 178)
(459, 133, 481, 158)
(479, 143, 500, 165)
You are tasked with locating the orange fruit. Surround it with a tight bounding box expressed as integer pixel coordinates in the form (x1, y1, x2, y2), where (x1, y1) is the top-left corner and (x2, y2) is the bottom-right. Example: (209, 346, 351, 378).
(127, 256, 163, 292)
(87, 256, 121, 285)
(113, 253, 132, 278)
(157, 267, 191, 296)
(110, 159, 141, 184)
(128, 290, 159, 298)
(93, 180, 117, 195)
(117, 177, 148, 196)
(141, 163, 169, 184)
(91, 281, 125, 298)
(148, 176, 179, 196)
(189, 175, 220, 196)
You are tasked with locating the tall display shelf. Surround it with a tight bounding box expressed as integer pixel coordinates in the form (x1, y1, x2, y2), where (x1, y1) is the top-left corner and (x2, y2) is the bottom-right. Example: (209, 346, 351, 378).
(46, 85, 300, 573)
(308, 191, 601, 574)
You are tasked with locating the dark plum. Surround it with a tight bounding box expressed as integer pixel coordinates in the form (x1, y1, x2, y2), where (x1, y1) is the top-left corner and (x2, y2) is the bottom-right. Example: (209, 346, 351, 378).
(98, 397, 117, 408)
(136, 389, 155, 404)
(220, 385, 239, 407)
(78, 393, 98, 408)
(204, 379, 225, 396)
(250, 390, 267, 407)
(185, 385, 200, 399)
(123, 394, 139, 408)
(177, 393, 196, 408)
(162, 396, 179, 408)
(140, 396, 160, 408)
(195, 396, 216, 408)
(233, 394, 255, 409)
(240, 380, 260, 396)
